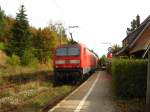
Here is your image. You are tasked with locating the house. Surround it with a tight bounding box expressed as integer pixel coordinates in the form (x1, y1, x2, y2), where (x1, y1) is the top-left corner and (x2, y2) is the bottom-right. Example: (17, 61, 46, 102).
(116, 15, 150, 58)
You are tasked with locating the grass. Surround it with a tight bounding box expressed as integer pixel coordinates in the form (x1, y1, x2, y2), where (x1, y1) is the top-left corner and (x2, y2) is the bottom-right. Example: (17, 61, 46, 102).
(0, 83, 74, 112)
(0, 42, 5, 50)
(0, 69, 74, 112)
(0, 63, 53, 86)
(18, 85, 73, 112)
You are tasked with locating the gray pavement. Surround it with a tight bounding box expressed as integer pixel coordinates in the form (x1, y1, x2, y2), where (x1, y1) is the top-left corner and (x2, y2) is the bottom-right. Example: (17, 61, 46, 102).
(49, 71, 118, 112)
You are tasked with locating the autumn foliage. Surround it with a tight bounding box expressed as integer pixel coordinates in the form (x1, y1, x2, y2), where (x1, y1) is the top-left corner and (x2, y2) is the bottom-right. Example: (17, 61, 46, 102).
(0, 5, 69, 66)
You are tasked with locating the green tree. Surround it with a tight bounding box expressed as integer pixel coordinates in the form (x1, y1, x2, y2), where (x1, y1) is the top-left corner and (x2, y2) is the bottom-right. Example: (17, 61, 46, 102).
(112, 44, 122, 54)
(60, 28, 68, 45)
(100, 55, 107, 66)
(34, 26, 68, 63)
(136, 14, 140, 28)
(34, 28, 51, 63)
(0, 7, 15, 43)
(127, 14, 140, 34)
(0, 6, 5, 41)
(4, 16, 15, 43)
(9, 5, 33, 65)
(49, 22, 68, 45)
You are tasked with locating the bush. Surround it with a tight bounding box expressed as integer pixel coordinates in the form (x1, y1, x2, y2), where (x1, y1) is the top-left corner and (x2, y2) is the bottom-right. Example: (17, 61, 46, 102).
(100, 55, 108, 65)
(112, 59, 147, 99)
(21, 48, 37, 66)
(106, 61, 111, 74)
(28, 57, 39, 68)
(0, 42, 5, 50)
(7, 54, 20, 66)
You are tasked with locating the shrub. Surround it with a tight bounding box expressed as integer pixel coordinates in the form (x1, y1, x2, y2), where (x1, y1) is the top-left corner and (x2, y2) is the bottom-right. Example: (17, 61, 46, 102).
(21, 48, 37, 66)
(28, 57, 39, 68)
(7, 54, 20, 66)
(112, 59, 147, 99)
(100, 55, 108, 65)
(106, 61, 111, 74)
(0, 42, 5, 50)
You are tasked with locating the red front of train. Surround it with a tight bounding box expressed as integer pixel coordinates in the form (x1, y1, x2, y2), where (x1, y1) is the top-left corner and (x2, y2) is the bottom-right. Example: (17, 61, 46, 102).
(53, 43, 98, 80)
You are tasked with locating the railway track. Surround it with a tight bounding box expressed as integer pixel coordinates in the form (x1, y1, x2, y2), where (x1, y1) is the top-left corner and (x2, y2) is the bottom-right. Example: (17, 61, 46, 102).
(0, 84, 16, 91)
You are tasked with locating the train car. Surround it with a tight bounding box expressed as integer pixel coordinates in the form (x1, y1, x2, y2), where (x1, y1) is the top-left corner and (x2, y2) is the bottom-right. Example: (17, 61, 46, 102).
(53, 43, 98, 82)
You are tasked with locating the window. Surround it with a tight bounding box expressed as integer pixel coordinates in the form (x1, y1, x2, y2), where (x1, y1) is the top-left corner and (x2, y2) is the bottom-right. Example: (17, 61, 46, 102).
(56, 47, 80, 56)
(68, 47, 80, 56)
(56, 48, 67, 56)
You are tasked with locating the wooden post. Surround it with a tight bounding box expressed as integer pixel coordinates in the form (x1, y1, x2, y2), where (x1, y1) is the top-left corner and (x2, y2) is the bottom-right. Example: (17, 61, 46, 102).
(146, 50, 150, 112)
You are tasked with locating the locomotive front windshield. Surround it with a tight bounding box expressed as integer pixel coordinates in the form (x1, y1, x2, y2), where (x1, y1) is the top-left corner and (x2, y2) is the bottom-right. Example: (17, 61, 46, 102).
(56, 47, 80, 56)
(68, 47, 80, 56)
(56, 48, 67, 56)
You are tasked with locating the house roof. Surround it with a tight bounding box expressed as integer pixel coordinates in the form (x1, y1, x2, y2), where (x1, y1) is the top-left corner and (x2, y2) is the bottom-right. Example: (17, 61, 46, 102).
(115, 46, 127, 56)
(129, 22, 150, 49)
(116, 15, 150, 56)
(122, 15, 150, 42)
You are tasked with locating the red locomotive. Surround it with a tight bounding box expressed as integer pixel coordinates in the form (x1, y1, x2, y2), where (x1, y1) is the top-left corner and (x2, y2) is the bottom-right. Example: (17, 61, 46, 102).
(53, 43, 98, 82)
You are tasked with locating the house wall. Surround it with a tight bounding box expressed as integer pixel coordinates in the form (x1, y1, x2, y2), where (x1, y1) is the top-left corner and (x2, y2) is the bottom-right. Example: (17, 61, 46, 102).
(138, 24, 150, 43)
(130, 24, 150, 55)
(123, 37, 129, 47)
(134, 25, 150, 47)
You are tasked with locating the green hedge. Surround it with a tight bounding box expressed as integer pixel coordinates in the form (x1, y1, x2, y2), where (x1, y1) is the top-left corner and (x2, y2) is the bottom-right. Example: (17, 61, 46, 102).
(106, 61, 111, 74)
(112, 59, 147, 99)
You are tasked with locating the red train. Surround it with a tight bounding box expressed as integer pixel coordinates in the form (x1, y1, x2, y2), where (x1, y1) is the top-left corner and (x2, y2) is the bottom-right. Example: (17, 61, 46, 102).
(53, 43, 98, 82)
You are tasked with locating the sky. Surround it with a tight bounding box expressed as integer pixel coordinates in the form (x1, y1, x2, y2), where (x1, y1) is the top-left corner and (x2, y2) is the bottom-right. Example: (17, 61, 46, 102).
(0, 0, 150, 57)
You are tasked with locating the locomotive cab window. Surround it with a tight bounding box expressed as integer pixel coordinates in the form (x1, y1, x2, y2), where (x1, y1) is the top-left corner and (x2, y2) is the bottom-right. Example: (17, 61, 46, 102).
(68, 47, 80, 56)
(56, 48, 67, 56)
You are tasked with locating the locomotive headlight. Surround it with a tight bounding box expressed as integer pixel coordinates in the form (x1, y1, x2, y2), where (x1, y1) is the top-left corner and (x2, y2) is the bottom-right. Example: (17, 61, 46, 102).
(70, 60, 80, 64)
(55, 60, 65, 64)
